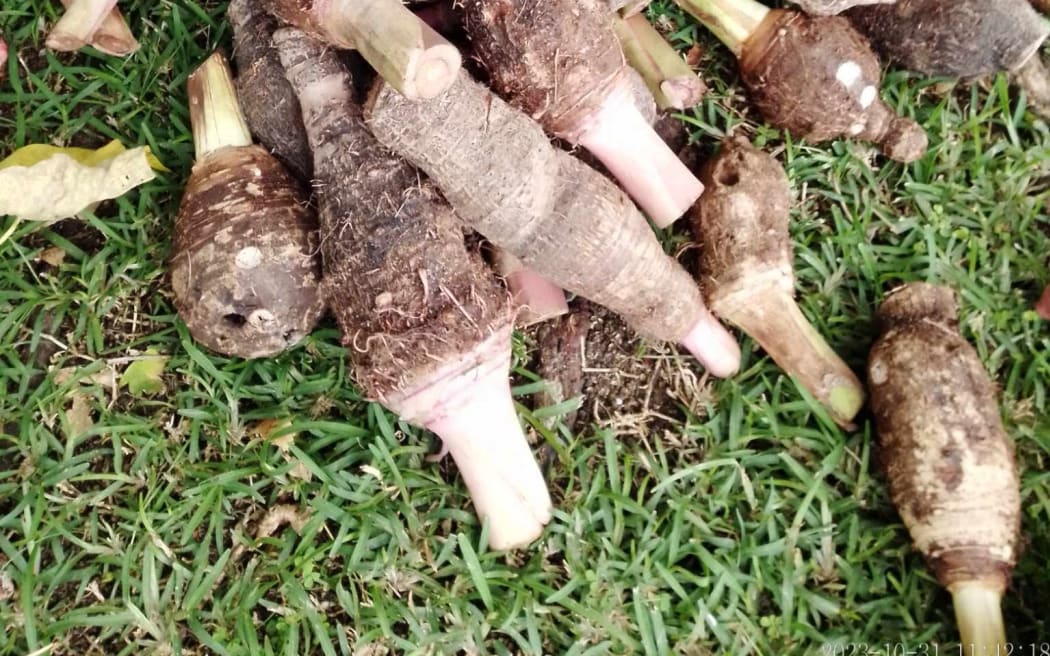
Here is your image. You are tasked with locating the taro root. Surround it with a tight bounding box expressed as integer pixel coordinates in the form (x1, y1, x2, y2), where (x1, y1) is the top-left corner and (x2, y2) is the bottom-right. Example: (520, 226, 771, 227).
(612, 13, 707, 111)
(1037, 284, 1050, 320)
(274, 28, 552, 550)
(0, 38, 7, 71)
(846, 0, 1050, 78)
(868, 283, 1021, 652)
(228, 0, 312, 181)
(171, 52, 324, 359)
(791, 0, 896, 16)
(692, 136, 864, 427)
(463, 0, 705, 227)
(260, 0, 462, 100)
(674, 0, 928, 162)
(366, 72, 742, 377)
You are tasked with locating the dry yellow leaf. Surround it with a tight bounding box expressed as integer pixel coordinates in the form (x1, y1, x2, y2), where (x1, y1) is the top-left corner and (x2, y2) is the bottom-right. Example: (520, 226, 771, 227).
(0, 148, 156, 222)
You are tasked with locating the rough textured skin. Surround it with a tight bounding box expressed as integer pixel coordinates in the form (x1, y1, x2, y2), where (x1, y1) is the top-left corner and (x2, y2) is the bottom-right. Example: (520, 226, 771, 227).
(868, 283, 1021, 590)
(740, 10, 928, 162)
(847, 0, 1050, 77)
(275, 30, 511, 404)
(229, 0, 312, 181)
(692, 136, 863, 427)
(365, 71, 708, 344)
(463, 0, 629, 140)
(172, 146, 324, 359)
(793, 0, 895, 16)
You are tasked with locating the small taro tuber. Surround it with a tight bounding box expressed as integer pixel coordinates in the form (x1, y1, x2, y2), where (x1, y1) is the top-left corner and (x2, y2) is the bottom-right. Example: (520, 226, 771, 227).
(868, 283, 1021, 652)
(675, 0, 928, 162)
(228, 0, 312, 181)
(463, 0, 704, 227)
(172, 52, 324, 359)
(365, 71, 741, 377)
(260, 0, 461, 100)
(274, 28, 551, 550)
(692, 136, 864, 427)
(846, 0, 1050, 78)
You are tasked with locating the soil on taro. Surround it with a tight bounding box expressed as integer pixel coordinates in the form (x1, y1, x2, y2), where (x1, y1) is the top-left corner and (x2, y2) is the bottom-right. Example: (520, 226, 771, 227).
(527, 299, 719, 441)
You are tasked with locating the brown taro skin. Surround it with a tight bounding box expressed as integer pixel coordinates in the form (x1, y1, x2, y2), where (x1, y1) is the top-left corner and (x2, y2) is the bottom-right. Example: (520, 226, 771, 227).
(228, 0, 312, 181)
(275, 29, 512, 402)
(739, 10, 928, 163)
(463, 0, 628, 141)
(171, 146, 325, 359)
(847, 0, 1050, 78)
(867, 283, 1021, 593)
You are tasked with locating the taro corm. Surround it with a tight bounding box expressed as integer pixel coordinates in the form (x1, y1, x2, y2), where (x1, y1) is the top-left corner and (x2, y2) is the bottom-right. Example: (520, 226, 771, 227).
(463, 0, 705, 227)
(674, 0, 928, 162)
(228, 0, 312, 181)
(274, 28, 552, 550)
(846, 0, 1050, 78)
(692, 136, 864, 427)
(172, 53, 324, 359)
(612, 13, 707, 111)
(261, 0, 462, 100)
(366, 72, 742, 378)
(868, 283, 1021, 653)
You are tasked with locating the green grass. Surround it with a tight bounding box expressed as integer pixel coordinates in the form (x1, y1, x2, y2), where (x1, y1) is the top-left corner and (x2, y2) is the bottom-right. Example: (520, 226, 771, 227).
(1, 1, 1049, 654)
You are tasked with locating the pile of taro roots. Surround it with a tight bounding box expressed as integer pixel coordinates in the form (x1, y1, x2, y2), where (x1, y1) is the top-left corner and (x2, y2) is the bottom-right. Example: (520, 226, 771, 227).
(169, 0, 1049, 554)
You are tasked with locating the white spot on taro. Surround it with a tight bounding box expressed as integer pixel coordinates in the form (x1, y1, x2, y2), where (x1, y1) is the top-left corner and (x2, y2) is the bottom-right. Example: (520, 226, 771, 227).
(252, 167, 262, 177)
(859, 86, 877, 109)
(236, 246, 263, 269)
(870, 359, 888, 385)
(848, 122, 865, 136)
(248, 309, 276, 329)
(836, 61, 862, 89)
(375, 292, 393, 308)
(245, 182, 263, 197)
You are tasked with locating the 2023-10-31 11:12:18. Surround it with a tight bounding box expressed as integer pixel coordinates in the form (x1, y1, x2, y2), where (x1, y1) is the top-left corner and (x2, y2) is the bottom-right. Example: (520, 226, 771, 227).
(822, 644, 1050, 656)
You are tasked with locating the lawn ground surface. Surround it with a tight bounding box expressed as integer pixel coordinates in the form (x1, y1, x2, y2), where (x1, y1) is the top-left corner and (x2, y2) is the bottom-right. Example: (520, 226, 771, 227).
(1, 1, 1049, 654)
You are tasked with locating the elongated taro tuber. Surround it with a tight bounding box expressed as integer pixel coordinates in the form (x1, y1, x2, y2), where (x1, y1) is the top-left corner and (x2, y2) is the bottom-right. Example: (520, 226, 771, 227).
(261, 0, 461, 99)
(693, 136, 864, 426)
(613, 13, 707, 111)
(228, 0, 312, 181)
(275, 29, 552, 550)
(675, 0, 928, 162)
(846, 0, 1050, 78)
(366, 72, 741, 377)
(46, 0, 117, 52)
(868, 283, 1021, 652)
(172, 52, 324, 359)
(791, 0, 896, 15)
(463, 0, 704, 227)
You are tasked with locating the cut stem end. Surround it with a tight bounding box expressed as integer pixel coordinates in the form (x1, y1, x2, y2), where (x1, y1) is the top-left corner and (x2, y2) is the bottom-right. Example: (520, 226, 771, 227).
(576, 86, 704, 226)
(46, 0, 118, 52)
(673, 0, 770, 56)
(951, 583, 1007, 654)
(187, 52, 253, 159)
